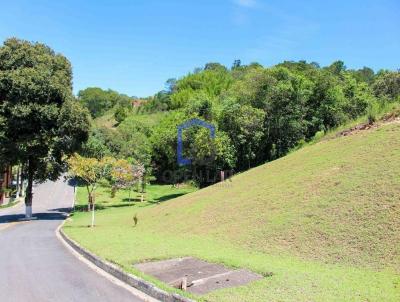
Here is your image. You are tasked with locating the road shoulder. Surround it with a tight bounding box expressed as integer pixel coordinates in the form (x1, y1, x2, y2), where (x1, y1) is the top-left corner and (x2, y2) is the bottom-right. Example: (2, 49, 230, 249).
(56, 220, 166, 302)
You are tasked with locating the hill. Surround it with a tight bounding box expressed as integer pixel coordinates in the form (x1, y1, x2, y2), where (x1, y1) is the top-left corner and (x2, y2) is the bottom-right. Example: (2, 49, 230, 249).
(64, 120, 400, 302)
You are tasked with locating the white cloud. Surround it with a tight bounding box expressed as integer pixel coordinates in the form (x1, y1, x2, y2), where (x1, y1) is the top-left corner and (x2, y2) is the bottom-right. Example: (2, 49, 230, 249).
(234, 0, 257, 8)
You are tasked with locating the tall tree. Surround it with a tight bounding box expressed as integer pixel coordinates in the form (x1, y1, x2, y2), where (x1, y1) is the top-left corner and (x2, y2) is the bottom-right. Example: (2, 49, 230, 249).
(0, 38, 90, 218)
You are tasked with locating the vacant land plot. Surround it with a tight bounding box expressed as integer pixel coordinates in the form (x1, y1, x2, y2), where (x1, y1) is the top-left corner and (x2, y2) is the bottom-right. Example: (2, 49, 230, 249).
(64, 123, 400, 302)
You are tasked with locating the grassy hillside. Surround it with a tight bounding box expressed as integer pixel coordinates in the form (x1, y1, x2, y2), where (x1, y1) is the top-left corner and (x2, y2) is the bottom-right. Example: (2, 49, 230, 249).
(64, 121, 400, 302)
(93, 110, 168, 129)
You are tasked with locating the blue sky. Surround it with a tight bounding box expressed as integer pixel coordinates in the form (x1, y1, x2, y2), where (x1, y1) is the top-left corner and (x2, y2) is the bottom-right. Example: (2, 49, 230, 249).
(1, 0, 399, 97)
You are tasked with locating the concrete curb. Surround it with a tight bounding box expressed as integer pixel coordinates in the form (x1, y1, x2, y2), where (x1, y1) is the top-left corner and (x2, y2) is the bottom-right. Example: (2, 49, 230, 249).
(58, 224, 195, 302)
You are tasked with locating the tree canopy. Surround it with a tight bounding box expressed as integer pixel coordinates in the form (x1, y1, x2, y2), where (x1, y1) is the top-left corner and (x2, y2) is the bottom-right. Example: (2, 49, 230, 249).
(78, 87, 132, 118)
(0, 38, 90, 215)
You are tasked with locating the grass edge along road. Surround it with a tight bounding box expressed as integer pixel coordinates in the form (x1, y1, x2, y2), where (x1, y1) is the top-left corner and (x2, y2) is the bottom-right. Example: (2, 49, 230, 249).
(64, 122, 400, 302)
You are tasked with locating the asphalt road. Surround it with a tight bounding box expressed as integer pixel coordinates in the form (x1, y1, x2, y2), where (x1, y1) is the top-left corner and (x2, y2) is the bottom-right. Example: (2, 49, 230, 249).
(0, 178, 146, 302)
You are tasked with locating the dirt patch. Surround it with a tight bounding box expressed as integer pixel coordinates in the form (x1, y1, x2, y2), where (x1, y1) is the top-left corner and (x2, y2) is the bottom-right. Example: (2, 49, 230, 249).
(134, 257, 263, 295)
(336, 122, 377, 137)
(336, 114, 400, 138)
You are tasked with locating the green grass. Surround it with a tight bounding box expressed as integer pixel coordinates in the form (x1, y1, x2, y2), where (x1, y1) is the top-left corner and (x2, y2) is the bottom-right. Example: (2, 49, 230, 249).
(93, 110, 118, 129)
(64, 122, 400, 302)
(125, 111, 169, 128)
(74, 183, 197, 211)
(0, 198, 21, 209)
(93, 110, 168, 130)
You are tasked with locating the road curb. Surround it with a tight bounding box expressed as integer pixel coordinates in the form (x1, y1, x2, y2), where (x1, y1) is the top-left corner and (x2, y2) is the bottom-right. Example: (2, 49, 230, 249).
(57, 222, 195, 302)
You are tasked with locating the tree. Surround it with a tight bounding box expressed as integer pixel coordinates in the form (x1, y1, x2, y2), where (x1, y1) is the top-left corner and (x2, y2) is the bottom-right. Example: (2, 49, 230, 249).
(80, 131, 110, 159)
(204, 62, 227, 72)
(353, 67, 375, 84)
(67, 154, 113, 227)
(114, 105, 129, 123)
(328, 60, 346, 75)
(117, 118, 152, 167)
(232, 59, 241, 70)
(188, 127, 236, 187)
(372, 70, 400, 101)
(78, 87, 132, 118)
(165, 78, 177, 93)
(108, 159, 144, 201)
(218, 101, 264, 170)
(170, 68, 232, 109)
(0, 38, 90, 218)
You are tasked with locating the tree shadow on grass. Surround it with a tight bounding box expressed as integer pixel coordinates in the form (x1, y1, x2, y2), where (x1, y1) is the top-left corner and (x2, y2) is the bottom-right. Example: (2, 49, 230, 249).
(147, 193, 188, 205)
(73, 203, 136, 212)
(121, 193, 187, 206)
(155, 193, 187, 202)
(122, 197, 142, 203)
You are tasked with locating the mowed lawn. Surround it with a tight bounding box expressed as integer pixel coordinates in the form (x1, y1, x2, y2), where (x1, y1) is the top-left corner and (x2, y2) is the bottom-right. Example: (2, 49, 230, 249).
(64, 123, 400, 302)
(73, 182, 196, 210)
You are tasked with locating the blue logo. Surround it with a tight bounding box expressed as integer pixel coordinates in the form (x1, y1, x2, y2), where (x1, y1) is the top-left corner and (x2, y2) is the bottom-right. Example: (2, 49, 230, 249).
(177, 118, 215, 166)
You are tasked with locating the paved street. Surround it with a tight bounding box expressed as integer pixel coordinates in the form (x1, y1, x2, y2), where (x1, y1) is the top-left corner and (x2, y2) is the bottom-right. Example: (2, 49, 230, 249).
(0, 178, 146, 302)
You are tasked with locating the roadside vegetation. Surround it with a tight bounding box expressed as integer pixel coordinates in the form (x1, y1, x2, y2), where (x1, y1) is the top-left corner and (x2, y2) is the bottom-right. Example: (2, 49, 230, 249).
(64, 118, 400, 302)
(0, 38, 90, 216)
(64, 58, 400, 301)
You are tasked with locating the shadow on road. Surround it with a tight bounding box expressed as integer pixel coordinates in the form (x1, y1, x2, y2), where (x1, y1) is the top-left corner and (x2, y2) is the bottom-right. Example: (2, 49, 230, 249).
(0, 207, 71, 224)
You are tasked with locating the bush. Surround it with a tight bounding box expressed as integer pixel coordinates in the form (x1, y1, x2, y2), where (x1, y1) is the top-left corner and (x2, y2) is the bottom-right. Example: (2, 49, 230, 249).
(367, 101, 380, 124)
(114, 106, 129, 123)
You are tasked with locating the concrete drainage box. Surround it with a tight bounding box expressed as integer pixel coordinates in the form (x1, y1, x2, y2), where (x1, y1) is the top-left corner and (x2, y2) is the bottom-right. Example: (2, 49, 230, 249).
(134, 257, 262, 295)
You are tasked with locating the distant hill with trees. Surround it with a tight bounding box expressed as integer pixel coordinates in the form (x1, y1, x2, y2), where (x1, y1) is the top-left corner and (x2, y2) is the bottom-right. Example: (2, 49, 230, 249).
(78, 60, 400, 187)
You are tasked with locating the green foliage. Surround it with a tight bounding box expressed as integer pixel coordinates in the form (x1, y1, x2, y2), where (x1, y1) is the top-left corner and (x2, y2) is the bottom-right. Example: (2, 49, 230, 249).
(114, 105, 129, 123)
(171, 68, 233, 109)
(81, 132, 110, 159)
(150, 111, 188, 179)
(78, 87, 132, 118)
(352, 66, 375, 84)
(117, 118, 152, 167)
(0, 38, 90, 206)
(139, 91, 171, 113)
(90, 60, 400, 187)
(218, 100, 264, 169)
(367, 101, 381, 124)
(372, 70, 400, 101)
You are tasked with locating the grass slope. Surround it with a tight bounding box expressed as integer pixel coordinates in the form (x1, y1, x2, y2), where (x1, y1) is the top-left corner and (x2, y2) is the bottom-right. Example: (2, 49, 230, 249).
(64, 122, 400, 302)
(93, 110, 168, 129)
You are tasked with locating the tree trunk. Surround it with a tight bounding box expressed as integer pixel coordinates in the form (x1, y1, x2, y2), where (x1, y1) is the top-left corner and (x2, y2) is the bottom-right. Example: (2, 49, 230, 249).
(90, 192, 95, 227)
(20, 164, 26, 197)
(91, 203, 95, 228)
(25, 159, 34, 218)
(16, 165, 21, 198)
(111, 186, 117, 198)
(87, 190, 96, 227)
(88, 191, 93, 211)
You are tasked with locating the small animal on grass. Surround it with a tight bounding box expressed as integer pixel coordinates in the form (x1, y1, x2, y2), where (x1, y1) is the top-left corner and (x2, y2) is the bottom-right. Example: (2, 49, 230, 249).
(133, 214, 138, 226)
